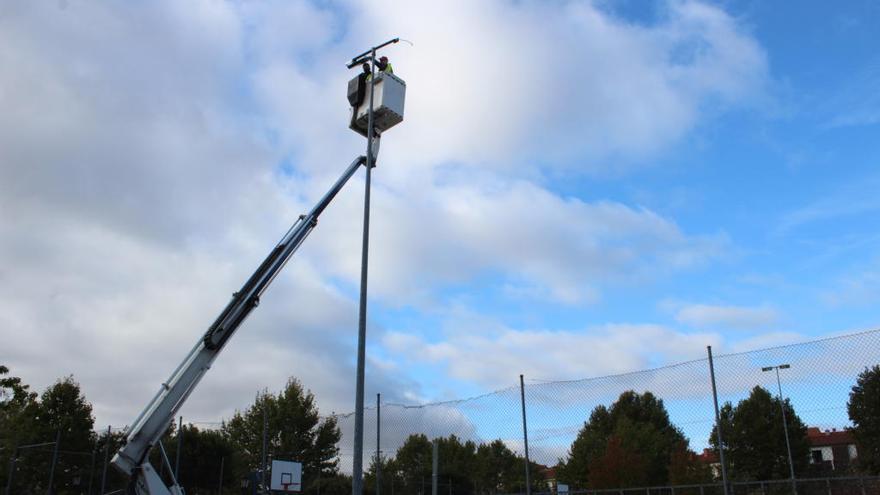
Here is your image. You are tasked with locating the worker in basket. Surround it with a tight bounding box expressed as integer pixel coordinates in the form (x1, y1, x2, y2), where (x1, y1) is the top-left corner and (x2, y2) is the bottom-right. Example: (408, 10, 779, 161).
(366, 56, 393, 81)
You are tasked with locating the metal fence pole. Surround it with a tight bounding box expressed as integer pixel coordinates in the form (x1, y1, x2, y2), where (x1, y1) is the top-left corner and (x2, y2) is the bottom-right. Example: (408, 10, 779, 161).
(46, 428, 61, 495)
(218, 456, 225, 495)
(87, 448, 96, 495)
(262, 407, 269, 491)
(5, 446, 19, 495)
(432, 439, 439, 495)
(520, 375, 532, 495)
(100, 426, 111, 495)
(376, 393, 381, 495)
(707, 346, 731, 495)
(175, 416, 183, 481)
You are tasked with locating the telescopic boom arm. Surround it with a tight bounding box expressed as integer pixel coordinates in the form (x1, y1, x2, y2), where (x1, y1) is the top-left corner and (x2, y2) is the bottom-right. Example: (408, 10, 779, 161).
(112, 155, 368, 495)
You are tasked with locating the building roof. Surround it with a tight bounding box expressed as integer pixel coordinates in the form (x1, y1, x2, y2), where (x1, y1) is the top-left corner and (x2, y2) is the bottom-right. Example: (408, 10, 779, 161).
(807, 427, 855, 447)
(698, 448, 719, 464)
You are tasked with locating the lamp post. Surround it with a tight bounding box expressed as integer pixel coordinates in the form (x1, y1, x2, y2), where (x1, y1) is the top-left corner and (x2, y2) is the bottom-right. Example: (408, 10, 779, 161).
(346, 37, 400, 495)
(761, 364, 796, 495)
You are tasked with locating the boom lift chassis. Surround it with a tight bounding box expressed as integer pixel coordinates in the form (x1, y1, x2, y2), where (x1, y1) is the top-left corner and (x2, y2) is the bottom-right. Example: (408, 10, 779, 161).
(111, 155, 368, 495)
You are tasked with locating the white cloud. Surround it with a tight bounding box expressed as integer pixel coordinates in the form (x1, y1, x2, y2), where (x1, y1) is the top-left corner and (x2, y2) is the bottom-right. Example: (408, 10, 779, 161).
(312, 176, 727, 306)
(674, 303, 780, 329)
(384, 323, 720, 390)
(0, 1, 415, 428)
(0, 0, 766, 432)
(821, 259, 880, 307)
(253, 0, 768, 174)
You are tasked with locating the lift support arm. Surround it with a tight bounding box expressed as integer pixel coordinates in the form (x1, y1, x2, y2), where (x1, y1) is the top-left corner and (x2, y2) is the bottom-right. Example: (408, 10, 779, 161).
(112, 155, 368, 495)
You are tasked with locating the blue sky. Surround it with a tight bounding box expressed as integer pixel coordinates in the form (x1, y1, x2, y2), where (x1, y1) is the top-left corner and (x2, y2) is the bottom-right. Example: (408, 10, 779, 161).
(1, 0, 878, 458)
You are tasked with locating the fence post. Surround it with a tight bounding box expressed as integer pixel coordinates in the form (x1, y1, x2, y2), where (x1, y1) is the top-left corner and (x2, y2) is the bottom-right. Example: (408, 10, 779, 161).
(520, 375, 532, 495)
(175, 416, 183, 481)
(432, 439, 438, 495)
(5, 445, 19, 495)
(100, 425, 111, 495)
(46, 428, 61, 495)
(859, 477, 866, 495)
(262, 408, 268, 491)
(377, 393, 381, 495)
(87, 448, 96, 495)
(218, 455, 225, 495)
(707, 346, 731, 495)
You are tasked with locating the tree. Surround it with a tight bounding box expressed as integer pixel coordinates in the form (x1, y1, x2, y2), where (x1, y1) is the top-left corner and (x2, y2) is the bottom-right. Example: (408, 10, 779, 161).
(387, 434, 434, 494)
(559, 391, 687, 489)
(556, 404, 611, 487)
(160, 424, 240, 493)
(222, 378, 341, 488)
(587, 435, 648, 489)
(709, 386, 810, 481)
(310, 472, 352, 495)
(378, 435, 535, 495)
(94, 428, 129, 494)
(0, 365, 39, 491)
(666, 441, 712, 485)
(472, 440, 520, 494)
(1, 375, 97, 494)
(848, 365, 880, 474)
(35, 376, 97, 494)
(364, 453, 398, 495)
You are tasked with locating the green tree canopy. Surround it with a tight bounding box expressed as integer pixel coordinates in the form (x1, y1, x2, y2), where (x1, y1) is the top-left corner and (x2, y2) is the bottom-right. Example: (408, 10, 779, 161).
(0, 365, 39, 491)
(558, 390, 689, 489)
(222, 377, 341, 488)
(157, 423, 241, 493)
(385, 433, 434, 493)
(709, 385, 810, 481)
(848, 364, 880, 474)
(378, 434, 538, 495)
(1, 375, 97, 494)
(472, 439, 522, 494)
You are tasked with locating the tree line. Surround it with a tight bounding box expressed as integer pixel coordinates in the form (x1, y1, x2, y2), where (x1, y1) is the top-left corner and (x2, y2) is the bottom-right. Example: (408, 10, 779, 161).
(555, 365, 880, 490)
(2, 364, 879, 494)
(0, 366, 347, 495)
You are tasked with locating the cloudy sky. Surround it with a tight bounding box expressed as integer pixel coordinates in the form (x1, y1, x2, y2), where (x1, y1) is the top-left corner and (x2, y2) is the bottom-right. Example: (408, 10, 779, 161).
(1, 0, 879, 438)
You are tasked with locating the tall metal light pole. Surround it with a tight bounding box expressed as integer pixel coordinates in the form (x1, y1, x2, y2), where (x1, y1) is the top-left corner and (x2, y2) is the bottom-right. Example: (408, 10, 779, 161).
(762, 364, 796, 495)
(707, 346, 730, 495)
(346, 37, 400, 495)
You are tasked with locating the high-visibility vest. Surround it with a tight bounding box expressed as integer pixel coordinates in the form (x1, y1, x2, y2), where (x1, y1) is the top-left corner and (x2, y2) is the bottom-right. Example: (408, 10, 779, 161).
(366, 64, 393, 81)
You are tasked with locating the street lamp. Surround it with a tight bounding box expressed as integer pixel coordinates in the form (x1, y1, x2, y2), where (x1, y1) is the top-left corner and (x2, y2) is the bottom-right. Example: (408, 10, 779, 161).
(346, 37, 403, 495)
(761, 364, 796, 495)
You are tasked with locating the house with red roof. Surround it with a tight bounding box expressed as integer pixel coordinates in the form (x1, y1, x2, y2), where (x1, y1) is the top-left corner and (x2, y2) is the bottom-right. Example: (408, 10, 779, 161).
(807, 427, 858, 473)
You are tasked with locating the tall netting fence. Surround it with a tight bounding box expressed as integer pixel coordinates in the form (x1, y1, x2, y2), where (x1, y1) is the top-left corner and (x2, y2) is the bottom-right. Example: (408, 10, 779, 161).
(331, 329, 880, 494)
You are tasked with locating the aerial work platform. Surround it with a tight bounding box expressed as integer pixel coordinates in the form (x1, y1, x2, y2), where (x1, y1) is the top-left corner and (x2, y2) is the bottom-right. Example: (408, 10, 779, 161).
(348, 71, 406, 137)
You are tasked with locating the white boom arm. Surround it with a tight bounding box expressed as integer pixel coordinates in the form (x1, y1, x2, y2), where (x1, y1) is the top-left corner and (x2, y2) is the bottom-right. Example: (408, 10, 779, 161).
(112, 156, 368, 494)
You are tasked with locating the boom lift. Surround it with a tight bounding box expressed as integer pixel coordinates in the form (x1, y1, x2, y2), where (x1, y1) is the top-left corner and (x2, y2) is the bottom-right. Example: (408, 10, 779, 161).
(111, 47, 405, 495)
(111, 156, 365, 494)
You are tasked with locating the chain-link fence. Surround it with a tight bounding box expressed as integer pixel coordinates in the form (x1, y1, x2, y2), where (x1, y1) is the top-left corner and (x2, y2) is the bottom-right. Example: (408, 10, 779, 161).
(330, 329, 880, 493)
(9, 330, 877, 494)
